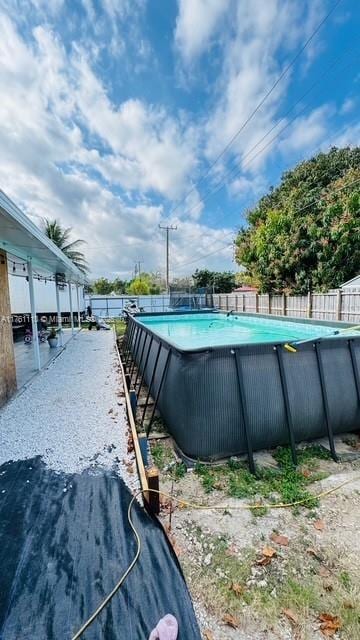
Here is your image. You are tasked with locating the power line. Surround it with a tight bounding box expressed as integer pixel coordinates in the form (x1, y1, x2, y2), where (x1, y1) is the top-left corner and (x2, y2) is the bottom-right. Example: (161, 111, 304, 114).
(79, 43, 357, 257)
(178, 52, 359, 221)
(166, 0, 343, 219)
(167, 116, 358, 267)
(172, 176, 360, 273)
(173, 242, 234, 272)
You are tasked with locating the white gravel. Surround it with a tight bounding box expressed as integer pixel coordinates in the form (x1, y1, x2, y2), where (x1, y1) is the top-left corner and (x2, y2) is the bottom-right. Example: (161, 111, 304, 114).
(0, 330, 139, 492)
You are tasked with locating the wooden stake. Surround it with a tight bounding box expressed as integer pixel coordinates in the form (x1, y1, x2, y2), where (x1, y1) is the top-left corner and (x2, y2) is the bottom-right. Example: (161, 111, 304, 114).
(146, 466, 160, 515)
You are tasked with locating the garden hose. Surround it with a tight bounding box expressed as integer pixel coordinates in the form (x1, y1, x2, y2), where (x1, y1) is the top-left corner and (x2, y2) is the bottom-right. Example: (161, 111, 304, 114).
(71, 474, 360, 639)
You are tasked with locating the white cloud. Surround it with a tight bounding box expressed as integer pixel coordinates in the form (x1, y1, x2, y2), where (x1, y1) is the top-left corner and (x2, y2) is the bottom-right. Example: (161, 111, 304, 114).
(201, 0, 327, 176)
(330, 122, 360, 149)
(340, 97, 356, 115)
(0, 10, 233, 279)
(71, 52, 198, 199)
(279, 105, 331, 154)
(0, 0, 346, 282)
(175, 0, 230, 62)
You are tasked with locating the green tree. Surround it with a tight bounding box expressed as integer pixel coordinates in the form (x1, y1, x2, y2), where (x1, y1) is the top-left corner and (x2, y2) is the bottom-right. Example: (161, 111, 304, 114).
(126, 272, 163, 295)
(192, 269, 236, 293)
(235, 147, 360, 293)
(192, 269, 214, 289)
(92, 277, 114, 294)
(43, 219, 88, 274)
(127, 277, 151, 295)
(112, 277, 127, 294)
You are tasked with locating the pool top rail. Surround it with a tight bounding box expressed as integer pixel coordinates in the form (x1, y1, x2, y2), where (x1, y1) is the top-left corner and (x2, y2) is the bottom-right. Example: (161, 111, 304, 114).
(131, 310, 359, 354)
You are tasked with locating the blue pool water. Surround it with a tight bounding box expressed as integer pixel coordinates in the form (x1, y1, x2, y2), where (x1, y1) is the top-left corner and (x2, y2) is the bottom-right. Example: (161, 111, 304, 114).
(138, 313, 342, 349)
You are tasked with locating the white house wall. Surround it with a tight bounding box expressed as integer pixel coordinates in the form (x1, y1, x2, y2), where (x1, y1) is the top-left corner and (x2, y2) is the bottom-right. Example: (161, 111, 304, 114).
(9, 275, 85, 314)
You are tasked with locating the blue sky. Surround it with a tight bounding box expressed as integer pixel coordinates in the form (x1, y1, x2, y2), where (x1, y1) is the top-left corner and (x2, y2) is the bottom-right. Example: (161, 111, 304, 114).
(0, 0, 359, 280)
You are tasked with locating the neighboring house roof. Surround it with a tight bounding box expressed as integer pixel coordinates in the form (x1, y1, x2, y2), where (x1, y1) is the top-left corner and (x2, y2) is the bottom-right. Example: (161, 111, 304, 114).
(0, 189, 86, 283)
(233, 285, 258, 292)
(341, 274, 360, 289)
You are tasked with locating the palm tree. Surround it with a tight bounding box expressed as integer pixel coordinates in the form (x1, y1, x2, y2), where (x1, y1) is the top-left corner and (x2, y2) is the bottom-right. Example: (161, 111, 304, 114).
(43, 219, 89, 274)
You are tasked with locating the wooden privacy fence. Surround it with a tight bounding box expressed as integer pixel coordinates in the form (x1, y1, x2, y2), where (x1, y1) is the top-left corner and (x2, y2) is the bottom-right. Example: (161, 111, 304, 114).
(208, 289, 360, 323)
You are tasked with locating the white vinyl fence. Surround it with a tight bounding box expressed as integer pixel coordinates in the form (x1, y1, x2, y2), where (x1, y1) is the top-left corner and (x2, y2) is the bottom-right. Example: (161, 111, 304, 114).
(86, 293, 208, 317)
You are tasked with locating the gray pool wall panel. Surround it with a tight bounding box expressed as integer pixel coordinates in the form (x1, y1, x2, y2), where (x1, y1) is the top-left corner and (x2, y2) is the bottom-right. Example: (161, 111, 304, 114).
(128, 313, 360, 461)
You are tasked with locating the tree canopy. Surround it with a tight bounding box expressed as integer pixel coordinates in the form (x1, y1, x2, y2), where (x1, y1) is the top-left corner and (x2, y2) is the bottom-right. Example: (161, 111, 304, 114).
(90, 272, 163, 295)
(192, 269, 236, 293)
(235, 147, 360, 293)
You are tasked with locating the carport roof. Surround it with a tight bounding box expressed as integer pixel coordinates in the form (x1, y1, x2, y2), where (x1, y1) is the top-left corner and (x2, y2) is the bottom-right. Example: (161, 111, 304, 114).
(0, 189, 86, 284)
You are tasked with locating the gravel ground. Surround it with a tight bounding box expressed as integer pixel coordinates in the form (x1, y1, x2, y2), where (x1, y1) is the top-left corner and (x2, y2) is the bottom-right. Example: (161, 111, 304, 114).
(157, 443, 360, 639)
(0, 330, 138, 492)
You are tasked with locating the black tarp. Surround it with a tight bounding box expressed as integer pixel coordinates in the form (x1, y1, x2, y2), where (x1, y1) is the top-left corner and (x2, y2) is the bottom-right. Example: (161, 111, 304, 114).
(0, 458, 201, 639)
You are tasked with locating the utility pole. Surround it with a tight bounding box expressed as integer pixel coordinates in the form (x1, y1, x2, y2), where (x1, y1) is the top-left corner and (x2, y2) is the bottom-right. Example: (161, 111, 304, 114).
(159, 224, 177, 292)
(134, 260, 143, 278)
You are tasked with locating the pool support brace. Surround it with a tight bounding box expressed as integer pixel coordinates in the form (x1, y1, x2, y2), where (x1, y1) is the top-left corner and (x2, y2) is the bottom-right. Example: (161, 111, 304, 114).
(115, 328, 160, 515)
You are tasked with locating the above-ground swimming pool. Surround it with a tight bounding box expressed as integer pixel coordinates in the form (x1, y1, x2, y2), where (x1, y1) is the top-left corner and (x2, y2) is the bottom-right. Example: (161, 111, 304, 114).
(126, 311, 360, 466)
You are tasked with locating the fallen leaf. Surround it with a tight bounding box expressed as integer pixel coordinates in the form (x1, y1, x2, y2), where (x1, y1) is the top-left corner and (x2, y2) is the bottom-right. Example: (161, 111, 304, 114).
(323, 579, 333, 592)
(319, 566, 331, 578)
(301, 469, 311, 478)
(306, 547, 321, 560)
(314, 519, 325, 531)
(343, 601, 354, 609)
(262, 546, 277, 558)
(257, 556, 272, 566)
(225, 544, 238, 556)
(203, 631, 214, 640)
(319, 613, 341, 637)
(229, 582, 245, 596)
(270, 533, 289, 546)
(222, 613, 240, 629)
(282, 608, 299, 625)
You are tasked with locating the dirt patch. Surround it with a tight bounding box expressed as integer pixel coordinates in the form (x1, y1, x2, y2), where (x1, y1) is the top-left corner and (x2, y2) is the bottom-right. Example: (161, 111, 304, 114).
(152, 437, 360, 640)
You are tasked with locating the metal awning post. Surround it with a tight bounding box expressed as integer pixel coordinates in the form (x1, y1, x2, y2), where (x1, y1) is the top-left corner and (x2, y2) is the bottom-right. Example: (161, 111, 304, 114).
(55, 279, 63, 347)
(76, 285, 81, 330)
(27, 259, 41, 371)
(68, 282, 74, 335)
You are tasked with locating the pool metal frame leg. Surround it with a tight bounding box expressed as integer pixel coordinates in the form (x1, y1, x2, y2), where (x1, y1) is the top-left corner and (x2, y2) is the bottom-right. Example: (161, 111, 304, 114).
(314, 341, 338, 462)
(348, 339, 360, 404)
(137, 335, 153, 396)
(129, 326, 142, 378)
(121, 321, 130, 357)
(122, 318, 133, 361)
(140, 341, 162, 427)
(275, 346, 297, 466)
(125, 321, 136, 367)
(146, 348, 171, 436)
(134, 332, 148, 388)
(234, 350, 256, 474)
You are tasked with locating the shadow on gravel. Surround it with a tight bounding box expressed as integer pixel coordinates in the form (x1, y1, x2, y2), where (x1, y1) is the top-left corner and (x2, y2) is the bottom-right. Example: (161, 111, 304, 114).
(0, 457, 200, 640)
